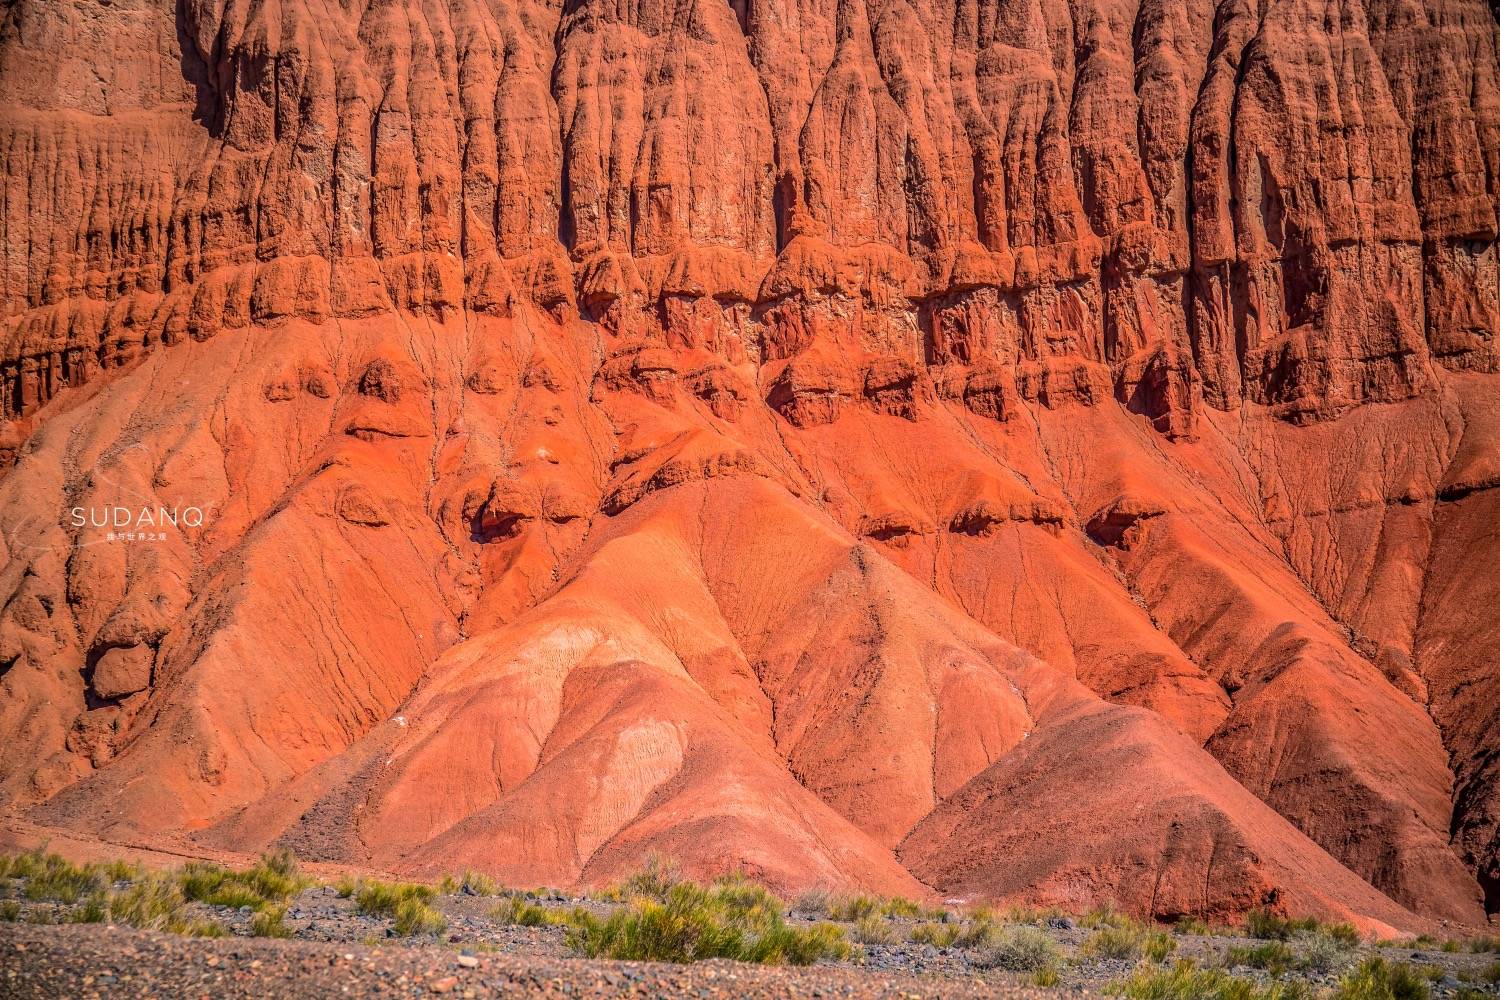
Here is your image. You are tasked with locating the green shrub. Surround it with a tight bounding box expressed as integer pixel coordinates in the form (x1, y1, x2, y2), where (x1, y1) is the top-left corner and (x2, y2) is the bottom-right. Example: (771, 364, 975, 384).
(1084, 906, 1138, 930)
(1145, 930, 1178, 962)
(851, 914, 897, 945)
(1300, 930, 1355, 974)
(603, 854, 681, 902)
(827, 895, 883, 922)
(953, 914, 1001, 949)
(1085, 926, 1148, 961)
(107, 875, 224, 937)
(1174, 917, 1213, 936)
(2, 850, 46, 880)
(1323, 923, 1361, 946)
(1243, 909, 1358, 946)
(1111, 959, 1314, 1000)
(1245, 910, 1315, 941)
(353, 879, 435, 917)
(1468, 937, 1500, 954)
(350, 878, 445, 936)
(0, 900, 19, 921)
(566, 878, 849, 965)
(490, 895, 565, 927)
(456, 871, 501, 896)
(1035, 967, 1062, 987)
(1335, 957, 1432, 1000)
(68, 893, 108, 924)
(26, 909, 54, 924)
(392, 897, 447, 936)
(237, 851, 307, 903)
(881, 897, 922, 919)
(22, 854, 107, 903)
(792, 888, 833, 917)
(179, 853, 307, 912)
(984, 925, 1062, 971)
(1001, 903, 1068, 926)
(909, 921, 960, 948)
(333, 875, 359, 898)
(1223, 942, 1296, 976)
(1479, 962, 1500, 985)
(103, 860, 144, 884)
(108, 877, 185, 931)
(250, 905, 293, 938)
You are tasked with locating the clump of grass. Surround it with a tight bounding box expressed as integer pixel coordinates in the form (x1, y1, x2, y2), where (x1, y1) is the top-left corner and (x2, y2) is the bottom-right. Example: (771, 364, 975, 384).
(827, 894, 883, 922)
(851, 914, 898, 945)
(566, 875, 849, 965)
(983, 925, 1063, 972)
(909, 921, 960, 948)
(792, 888, 833, 918)
(352, 878, 447, 937)
(490, 894, 566, 927)
(1467, 937, 1499, 954)
(1300, 929, 1356, 974)
(107, 875, 224, 937)
(1334, 957, 1431, 1000)
(1322, 923, 1360, 946)
(393, 897, 446, 936)
(22, 853, 108, 903)
(26, 909, 54, 924)
(953, 912, 1002, 949)
(1245, 909, 1358, 945)
(456, 871, 501, 896)
(102, 859, 144, 884)
(881, 897, 922, 919)
(1478, 962, 1500, 984)
(1111, 959, 1313, 1000)
(352, 878, 435, 917)
(1082, 921, 1174, 963)
(597, 854, 681, 903)
(1006, 903, 1069, 925)
(1223, 941, 1296, 976)
(68, 893, 109, 924)
(1083, 905, 1138, 930)
(1085, 926, 1145, 961)
(1035, 967, 1062, 987)
(1245, 909, 1317, 940)
(1144, 930, 1179, 963)
(250, 904, 293, 938)
(333, 874, 359, 898)
(238, 850, 307, 902)
(1, 850, 46, 880)
(0, 900, 19, 921)
(1173, 916, 1213, 936)
(178, 851, 308, 912)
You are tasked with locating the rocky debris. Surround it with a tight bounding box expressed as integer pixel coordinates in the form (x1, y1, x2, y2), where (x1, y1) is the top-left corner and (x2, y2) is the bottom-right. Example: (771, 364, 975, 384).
(2, 893, 1498, 1000)
(0, 923, 1053, 1000)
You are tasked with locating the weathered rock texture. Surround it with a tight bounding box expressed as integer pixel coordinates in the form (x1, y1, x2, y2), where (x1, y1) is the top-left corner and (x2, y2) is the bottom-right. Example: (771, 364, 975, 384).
(1, 0, 1497, 932)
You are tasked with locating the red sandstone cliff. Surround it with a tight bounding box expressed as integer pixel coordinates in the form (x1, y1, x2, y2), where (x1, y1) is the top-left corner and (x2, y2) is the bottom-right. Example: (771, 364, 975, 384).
(0, 0, 1497, 931)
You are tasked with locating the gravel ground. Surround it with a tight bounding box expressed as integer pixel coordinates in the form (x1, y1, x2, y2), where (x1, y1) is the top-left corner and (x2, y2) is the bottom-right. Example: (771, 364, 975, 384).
(0, 923, 1066, 999)
(2, 864, 1497, 999)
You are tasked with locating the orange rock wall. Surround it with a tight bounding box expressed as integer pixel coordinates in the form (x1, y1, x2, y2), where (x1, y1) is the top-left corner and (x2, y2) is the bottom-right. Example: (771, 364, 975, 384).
(0, 0, 1497, 928)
